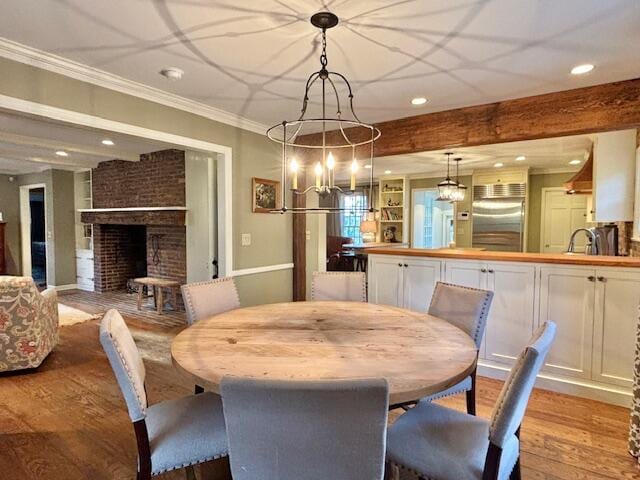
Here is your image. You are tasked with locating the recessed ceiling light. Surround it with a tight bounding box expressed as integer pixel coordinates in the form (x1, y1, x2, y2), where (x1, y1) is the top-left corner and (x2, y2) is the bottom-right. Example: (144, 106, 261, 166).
(494, 162, 503, 168)
(515, 155, 526, 161)
(569, 159, 582, 165)
(411, 97, 427, 106)
(364, 164, 372, 169)
(571, 64, 594, 75)
(101, 139, 114, 146)
(55, 150, 68, 157)
(160, 67, 185, 81)
(384, 170, 392, 174)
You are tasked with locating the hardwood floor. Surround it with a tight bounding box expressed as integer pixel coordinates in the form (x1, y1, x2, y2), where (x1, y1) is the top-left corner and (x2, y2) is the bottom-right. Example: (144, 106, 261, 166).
(0, 289, 637, 479)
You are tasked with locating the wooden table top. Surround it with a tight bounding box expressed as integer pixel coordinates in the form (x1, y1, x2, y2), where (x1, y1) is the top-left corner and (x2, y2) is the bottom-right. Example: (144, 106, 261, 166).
(171, 301, 478, 404)
(133, 277, 180, 287)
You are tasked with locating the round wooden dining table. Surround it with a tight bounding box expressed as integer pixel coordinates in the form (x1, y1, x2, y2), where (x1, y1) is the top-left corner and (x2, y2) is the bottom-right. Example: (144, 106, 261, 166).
(171, 301, 478, 406)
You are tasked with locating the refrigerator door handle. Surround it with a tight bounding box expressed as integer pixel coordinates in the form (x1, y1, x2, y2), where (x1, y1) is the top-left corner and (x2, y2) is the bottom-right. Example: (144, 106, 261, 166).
(519, 200, 525, 252)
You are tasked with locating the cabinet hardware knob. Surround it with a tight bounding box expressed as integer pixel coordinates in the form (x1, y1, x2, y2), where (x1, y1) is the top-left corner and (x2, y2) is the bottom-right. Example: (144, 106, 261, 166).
(488, 269, 495, 274)
(587, 275, 595, 282)
(480, 268, 487, 273)
(597, 276, 606, 282)
(403, 263, 408, 268)
(397, 263, 402, 267)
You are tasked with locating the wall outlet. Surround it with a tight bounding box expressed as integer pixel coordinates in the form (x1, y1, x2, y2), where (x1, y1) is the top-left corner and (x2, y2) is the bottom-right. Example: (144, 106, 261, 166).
(241, 233, 251, 246)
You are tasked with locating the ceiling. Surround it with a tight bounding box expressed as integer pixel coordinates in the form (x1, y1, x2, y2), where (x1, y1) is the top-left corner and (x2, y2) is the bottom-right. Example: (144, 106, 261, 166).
(0, 1, 639, 130)
(337, 134, 593, 182)
(0, 110, 179, 175)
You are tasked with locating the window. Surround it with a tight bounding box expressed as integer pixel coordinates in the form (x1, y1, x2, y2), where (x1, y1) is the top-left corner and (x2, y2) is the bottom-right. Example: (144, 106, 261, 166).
(341, 192, 368, 243)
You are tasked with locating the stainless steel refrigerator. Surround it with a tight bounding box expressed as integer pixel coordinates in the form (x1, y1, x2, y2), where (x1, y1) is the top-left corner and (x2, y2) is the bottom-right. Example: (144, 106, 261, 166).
(472, 183, 526, 252)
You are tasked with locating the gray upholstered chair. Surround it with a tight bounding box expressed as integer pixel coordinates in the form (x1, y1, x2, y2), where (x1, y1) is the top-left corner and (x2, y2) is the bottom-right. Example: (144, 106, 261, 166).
(387, 321, 556, 480)
(221, 377, 389, 480)
(100, 309, 228, 480)
(311, 271, 367, 302)
(181, 277, 240, 325)
(419, 281, 494, 415)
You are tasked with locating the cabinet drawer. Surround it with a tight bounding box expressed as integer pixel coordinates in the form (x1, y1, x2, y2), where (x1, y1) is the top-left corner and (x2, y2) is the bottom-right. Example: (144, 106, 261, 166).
(473, 169, 527, 185)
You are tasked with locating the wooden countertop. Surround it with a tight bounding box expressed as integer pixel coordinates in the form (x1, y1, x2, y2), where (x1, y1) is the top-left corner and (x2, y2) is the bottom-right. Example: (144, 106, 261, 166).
(365, 247, 640, 268)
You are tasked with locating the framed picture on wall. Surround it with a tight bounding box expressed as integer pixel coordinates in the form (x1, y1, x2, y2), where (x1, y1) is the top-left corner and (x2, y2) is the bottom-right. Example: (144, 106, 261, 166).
(252, 177, 281, 213)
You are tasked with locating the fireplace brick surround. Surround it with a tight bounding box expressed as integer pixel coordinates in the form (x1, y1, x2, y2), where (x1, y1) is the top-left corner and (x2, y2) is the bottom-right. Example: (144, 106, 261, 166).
(84, 150, 187, 293)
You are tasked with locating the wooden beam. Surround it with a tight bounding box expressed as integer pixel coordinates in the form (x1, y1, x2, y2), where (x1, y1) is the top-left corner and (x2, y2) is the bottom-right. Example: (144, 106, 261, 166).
(292, 78, 640, 295)
(297, 77, 640, 159)
(292, 177, 306, 301)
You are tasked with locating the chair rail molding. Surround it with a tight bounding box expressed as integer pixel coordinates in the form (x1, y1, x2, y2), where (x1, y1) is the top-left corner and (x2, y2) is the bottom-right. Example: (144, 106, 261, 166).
(231, 263, 294, 278)
(0, 36, 268, 135)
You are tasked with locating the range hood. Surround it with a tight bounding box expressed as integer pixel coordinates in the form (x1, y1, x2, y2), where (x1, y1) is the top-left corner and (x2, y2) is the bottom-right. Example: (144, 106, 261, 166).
(564, 147, 593, 194)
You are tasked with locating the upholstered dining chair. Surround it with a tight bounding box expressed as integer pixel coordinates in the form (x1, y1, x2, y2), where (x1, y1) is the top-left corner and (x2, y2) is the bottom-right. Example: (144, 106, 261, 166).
(100, 309, 228, 480)
(418, 281, 494, 415)
(311, 271, 367, 302)
(386, 321, 556, 480)
(181, 277, 241, 325)
(221, 377, 389, 480)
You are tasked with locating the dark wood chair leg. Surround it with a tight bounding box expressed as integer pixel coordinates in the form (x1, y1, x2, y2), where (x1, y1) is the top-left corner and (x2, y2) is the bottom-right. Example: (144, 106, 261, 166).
(510, 426, 522, 480)
(134, 419, 152, 480)
(195, 384, 204, 394)
(466, 369, 477, 415)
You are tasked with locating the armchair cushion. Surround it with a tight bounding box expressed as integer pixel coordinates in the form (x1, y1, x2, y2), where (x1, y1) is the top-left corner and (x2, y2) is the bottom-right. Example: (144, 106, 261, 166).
(387, 402, 518, 480)
(146, 391, 228, 475)
(0, 276, 58, 372)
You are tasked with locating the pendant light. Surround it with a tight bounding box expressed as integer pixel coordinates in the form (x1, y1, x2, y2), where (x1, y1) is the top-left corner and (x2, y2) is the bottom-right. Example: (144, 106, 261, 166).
(437, 152, 457, 201)
(266, 12, 380, 214)
(450, 157, 466, 202)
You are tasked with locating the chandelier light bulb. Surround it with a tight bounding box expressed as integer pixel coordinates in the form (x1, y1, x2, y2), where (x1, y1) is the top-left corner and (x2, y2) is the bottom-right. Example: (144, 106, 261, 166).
(290, 158, 299, 190)
(351, 159, 359, 173)
(289, 158, 299, 172)
(326, 152, 335, 170)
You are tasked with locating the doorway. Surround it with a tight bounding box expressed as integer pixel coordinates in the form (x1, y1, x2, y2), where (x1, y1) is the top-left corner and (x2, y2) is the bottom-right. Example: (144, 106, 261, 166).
(540, 187, 589, 253)
(412, 188, 454, 248)
(19, 184, 48, 287)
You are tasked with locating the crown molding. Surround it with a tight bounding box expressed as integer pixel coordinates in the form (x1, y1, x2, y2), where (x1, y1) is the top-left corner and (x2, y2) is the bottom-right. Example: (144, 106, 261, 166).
(0, 36, 268, 135)
(530, 167, 580, 175)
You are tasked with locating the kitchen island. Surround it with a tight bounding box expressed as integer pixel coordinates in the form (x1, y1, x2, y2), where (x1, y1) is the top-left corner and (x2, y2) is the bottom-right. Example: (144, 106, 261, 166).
(367, 247, 640, 406)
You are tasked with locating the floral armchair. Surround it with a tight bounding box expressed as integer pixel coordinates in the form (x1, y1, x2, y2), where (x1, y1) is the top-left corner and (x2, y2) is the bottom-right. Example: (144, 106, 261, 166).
(0, 276, 58, 372)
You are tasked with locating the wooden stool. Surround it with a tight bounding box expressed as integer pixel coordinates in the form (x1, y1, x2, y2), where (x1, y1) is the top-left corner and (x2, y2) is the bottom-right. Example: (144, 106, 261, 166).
(133, 277, 180, 314)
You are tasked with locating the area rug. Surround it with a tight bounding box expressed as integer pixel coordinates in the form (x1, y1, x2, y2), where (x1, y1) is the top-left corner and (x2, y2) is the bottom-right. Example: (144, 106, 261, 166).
(58, 303, 100, 327)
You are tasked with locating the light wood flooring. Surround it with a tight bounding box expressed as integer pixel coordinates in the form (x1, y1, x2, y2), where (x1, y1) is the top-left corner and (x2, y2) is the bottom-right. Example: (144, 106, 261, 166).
(0, 289, 638, 479)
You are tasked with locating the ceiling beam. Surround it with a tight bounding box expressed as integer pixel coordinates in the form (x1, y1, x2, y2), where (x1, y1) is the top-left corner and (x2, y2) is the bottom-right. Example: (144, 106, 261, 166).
(297, 77, 640, 159)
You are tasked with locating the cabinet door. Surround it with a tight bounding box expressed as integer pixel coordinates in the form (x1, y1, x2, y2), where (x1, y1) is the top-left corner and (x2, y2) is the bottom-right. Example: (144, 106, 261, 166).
(592, 269, 640, 387)
(539, 266, 595, 380)
(368, 256, 403, 307)
(444, 260, 485, 289)
(484, 263, 536, 365)
(402, 258, 442, 312)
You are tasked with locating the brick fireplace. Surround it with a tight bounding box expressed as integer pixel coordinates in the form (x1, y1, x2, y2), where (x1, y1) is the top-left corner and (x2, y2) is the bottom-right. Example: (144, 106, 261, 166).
(81, 149, 187, 293)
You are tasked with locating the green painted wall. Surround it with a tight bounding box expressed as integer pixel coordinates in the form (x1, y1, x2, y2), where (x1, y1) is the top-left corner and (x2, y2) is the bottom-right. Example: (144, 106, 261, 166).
(409, 175, 472, 248)
(0, 57, 292, 303)
(527, 172, 574, 253)
(0, 175, 20, 274)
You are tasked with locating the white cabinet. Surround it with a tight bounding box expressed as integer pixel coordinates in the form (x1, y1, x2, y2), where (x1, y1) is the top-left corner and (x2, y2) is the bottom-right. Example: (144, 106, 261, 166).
(445, 260, 536, 365)
(593, 129, 637, 222)
(539, 266, 594, 380)
(593, 269, 640, 388)
(368, 255, 441, 311)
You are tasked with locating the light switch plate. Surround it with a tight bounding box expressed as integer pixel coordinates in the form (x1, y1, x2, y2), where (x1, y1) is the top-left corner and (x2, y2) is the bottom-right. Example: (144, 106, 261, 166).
(241, 233, 251, 246)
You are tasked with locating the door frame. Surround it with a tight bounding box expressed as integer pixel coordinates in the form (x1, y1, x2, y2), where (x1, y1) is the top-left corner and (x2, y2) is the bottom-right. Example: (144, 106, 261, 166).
(410, 187, 453, 248)
(19, 183, 48, 281)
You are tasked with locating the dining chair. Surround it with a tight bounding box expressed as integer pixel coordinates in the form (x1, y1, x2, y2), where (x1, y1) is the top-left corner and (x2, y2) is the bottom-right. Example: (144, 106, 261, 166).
(386, 321, 556, 480)
(311, 271, 367, 302)
(221, 377, 389, 480)
(181, 277, 241, 325)
(100, 309, 228, 480)
(418, 281, 494, 415)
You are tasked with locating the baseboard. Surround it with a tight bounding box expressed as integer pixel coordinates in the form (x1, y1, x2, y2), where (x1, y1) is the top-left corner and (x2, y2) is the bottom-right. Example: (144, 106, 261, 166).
(478, 360, 632, 408)
(48, 283, 78, 291)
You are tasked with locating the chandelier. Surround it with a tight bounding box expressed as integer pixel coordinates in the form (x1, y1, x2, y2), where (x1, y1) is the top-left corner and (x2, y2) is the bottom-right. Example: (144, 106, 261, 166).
(450, 157, 467, 202)
(437, 152, 458, 202)
(266, 12, 381, 213)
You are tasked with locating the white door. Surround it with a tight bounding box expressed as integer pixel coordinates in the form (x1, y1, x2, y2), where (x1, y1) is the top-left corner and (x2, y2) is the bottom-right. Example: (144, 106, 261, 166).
(592, 269, 640, 387)
(402, 258, 442, 312)
(540, 189, 588, 253)
(444, 260, 485, 289)
(412, 189, 453, 248)
(368, 256, 403, 307)
(484, 263, 537, 366)
(539, 266, 595, 379)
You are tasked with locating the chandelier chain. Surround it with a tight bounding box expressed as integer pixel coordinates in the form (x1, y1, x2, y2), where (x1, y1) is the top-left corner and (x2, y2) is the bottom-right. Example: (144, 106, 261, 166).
(320, 30, 328, 68)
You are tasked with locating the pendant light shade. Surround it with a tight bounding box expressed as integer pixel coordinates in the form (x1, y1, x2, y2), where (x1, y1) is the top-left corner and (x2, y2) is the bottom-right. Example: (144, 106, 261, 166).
(437, 152, 457, 201)
(450, 157, 466, 202)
